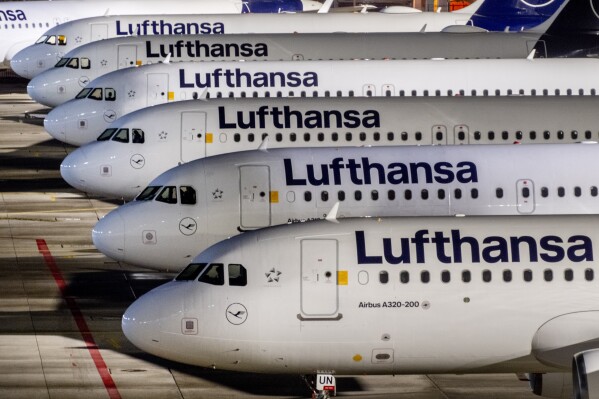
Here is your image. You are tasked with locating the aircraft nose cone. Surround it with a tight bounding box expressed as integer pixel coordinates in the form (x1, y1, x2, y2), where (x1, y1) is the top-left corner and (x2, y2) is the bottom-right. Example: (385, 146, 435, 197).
(122, 281, 183, 354)
(44, 107, 68, 143)
(11, 46, 55, 79)
(10, 55, 35, 80)
(93, 210, 125, 261)
(28, 73, 66, 107)
(61, 147, 89, 192)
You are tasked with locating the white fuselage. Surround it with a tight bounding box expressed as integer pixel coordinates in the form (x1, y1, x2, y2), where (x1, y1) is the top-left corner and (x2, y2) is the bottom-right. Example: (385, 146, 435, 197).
(62, 96, 599, 200)
(25, 30, 542, 104)
(42, 58, 599, 146)
(0, 0, 266, 69)
(93, 143, 599, 270)
(122, 215, 599, 376)
(12, 10, 473, 79)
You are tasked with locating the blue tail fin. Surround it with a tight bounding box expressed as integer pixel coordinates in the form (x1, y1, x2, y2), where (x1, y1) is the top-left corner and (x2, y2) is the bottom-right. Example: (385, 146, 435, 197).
(535, 0, 599, 57)
(243, 0, 303, 13)
(470, 0, 566, 31)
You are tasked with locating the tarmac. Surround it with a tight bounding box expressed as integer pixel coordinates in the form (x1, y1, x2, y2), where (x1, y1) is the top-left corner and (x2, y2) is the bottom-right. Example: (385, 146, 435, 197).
(0, 77, 539, 398)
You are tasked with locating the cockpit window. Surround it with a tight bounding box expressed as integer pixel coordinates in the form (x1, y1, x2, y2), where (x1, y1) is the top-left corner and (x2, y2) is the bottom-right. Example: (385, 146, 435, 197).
(155, 186, 177, 204)
(175, 263, 207, 281)
(105, 88, 116, 101)
(57, 35, 67, 46)
(88, 88, 103, 101)
(75, 88, 92, 99)
(180, 186, 196, 205)
(97, 128, 117, 141)
(136, 186, 161, 201)
(45, 35, 57, 45)
(55, 57, 69, 68)
(81, 58, 91, 69)
(112, 128, 129, 143)
(198, 263, 224, 285)
(66, 58, 79, 69)
(35, 35, 48, 44)
(228, 264, 247, 286)
(132, 129, 144, 143)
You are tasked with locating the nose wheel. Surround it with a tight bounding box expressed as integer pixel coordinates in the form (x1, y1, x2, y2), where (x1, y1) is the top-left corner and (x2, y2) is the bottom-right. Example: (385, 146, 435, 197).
(302, 374, 336, 399)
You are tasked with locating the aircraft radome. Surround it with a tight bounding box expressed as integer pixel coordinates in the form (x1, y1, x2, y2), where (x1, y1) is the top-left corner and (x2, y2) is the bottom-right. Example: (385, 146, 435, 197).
(0, 0, 313, 70)
(62, 95, 599, 200)
(93, 143, 599, 270)
(41, 57, 599, 145)
(123, 213, 599, 399)
(11, 0, 565, 79)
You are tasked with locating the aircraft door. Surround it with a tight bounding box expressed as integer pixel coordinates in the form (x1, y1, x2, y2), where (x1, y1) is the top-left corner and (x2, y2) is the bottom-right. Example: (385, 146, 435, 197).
(300, 239, 339, 318)
(117, 45, 138, 69)
(147, 73, 169, 106)
(180, 112, 206, 163)
(90, 24, 109, 41)
(432, 125, 448, 144)
(516, 179, 535, 214)
(454, 125, 469, 144)
(239, 165, 271, 229)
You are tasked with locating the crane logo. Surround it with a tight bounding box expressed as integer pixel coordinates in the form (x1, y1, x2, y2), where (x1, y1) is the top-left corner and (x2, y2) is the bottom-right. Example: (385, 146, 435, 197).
(226, 303, 248, 325)
(130, 154, 145, 169)
(178, 217, 197, 235)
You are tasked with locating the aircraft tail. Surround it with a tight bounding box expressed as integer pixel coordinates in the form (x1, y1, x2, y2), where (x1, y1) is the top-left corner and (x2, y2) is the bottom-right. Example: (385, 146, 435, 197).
(469, 0, 567, 31)
(533, 0, 599, 57)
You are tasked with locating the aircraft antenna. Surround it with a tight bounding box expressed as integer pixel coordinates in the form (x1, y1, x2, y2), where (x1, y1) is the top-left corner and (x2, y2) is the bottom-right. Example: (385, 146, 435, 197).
(325, 202, 340, 223)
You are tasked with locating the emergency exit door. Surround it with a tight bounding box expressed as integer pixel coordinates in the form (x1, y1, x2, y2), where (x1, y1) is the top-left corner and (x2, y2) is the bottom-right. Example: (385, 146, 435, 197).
(90, 24, 108, 42)
(147, 73, 169, 106)
(180, 112, 206, 162)
(300, 239, 339, 318)
(117, 45, 137, 69)
(239, 165, 271, 229)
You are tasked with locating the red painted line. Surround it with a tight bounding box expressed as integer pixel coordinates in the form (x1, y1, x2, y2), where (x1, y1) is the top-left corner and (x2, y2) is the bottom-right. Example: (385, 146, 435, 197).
(36, 239, 122, 399)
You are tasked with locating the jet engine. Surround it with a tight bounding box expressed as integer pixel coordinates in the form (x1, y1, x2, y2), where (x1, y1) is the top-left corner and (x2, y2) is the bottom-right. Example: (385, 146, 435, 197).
(529, 372, 572, 399)
(573, 349, 599, 399)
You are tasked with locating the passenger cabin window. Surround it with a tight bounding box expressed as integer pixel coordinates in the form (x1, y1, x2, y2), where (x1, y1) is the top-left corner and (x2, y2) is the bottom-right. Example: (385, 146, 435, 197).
(112, 128, 129, 143)
(155, 186, 177, 204)
(228, 264, 247, 286)
(175, 263, 207, 281)
(198, 263, 224, 285)
(180, 186, 196, 205)
(136, 186, 161, 201)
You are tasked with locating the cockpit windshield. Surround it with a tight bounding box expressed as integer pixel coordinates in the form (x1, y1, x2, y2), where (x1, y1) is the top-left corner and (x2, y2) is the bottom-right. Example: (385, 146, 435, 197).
(41, 35, 66, 46)
(198, 263, 224, 285)
(75, 88, 92, 99)
(135, 186, 161, 201)
(175, 263, 207, 281)
(75, 87, 116, 101)
(97, 128, 118, 141)
(55, 57, 70, 68)
(35, 35, 48, 44)
(155, 186, 177, 204)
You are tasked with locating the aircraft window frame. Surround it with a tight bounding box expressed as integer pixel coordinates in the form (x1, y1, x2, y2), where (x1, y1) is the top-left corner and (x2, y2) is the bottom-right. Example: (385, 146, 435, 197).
(317, 132, 325, 142)
(371, 190, 379, 201)
(387, 190, 395, 201)
(454, 188, 462, 200)
(471, 188, 479, 199)
(304, 132, 310, 142)
(105, 88, 116, 101)
(276, 133, 283, 142)
(503, 270, 512, 282)
(248, 133, 255, 142)
(557, 130, 564, 140)
(564, 268, 574, 282)
(586, 268, 594, 281)
(541, 187, 548, 198)
(228, 264, 247, 286)
(501, 131, 508, 141)
(66, 57, 79, 69)
(400, 271, 409, 284)
(523, 269, 533, 282)
(530, 131, 537, 140)
(544, 269, 553, 282)
(345, 132, 353, 141)
(387, 132, 394, 141)
(45, 35, 57, 45)
(35, 35, 48, 44)
(234, 133, 241, 142)
(155, 186, 178, 204)
(332, 132, 338, 142)
(75, 88, 93, 99)
(354, 190, 362, 201)
(441, 270, 450, 283)
(81, 58, 91, 69)
(304, 191, 312, 202)
(132, 129, 145, 144)
(482, 270, 492, 283)
(462, 270, 471, 283)
(438, 189, 446, 200)
(420, 270, 430, 284)
(97, 128, 118, 141)
(57, 35, 67, 45)
(572, 130, 579, 140)
(415, 132, 422, 141)
(401, 132, 408, 141)
(337, 190, 345, 201)
(557, 187, 565, 197)
(421, 189, 428, 200)
(404, 190, 412, 200)
(136, 186, 162, 201)
(474, 131, 481, 141)
(55, 57, 69, 68)
(198, 263, 225, 286)
(180, 186, 196, 205)
(321, 191, 329, 202)
(175, 263, 207, 281)
(592, 186, 598, 197)
(488, 131, 495, 141)
(574, 186, 582, 197)
(112, 128, 129, 143)
(88, 88, 103, 101)
(379, 271, 389, 284)
(516, 131, 523, 140)
(496, 188, 504, 199)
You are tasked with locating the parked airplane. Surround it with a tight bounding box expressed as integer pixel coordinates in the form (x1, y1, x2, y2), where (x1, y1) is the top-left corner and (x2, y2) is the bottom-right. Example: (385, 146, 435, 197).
(122, 213, 599, 399)
(62, 96, 599, 200)
(21, 31, 544, 104)
(93, 143, 599, 270)
(11, 0, 567, 79)
(40, 57, 599, 145)
(0, 0, 313, 70)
